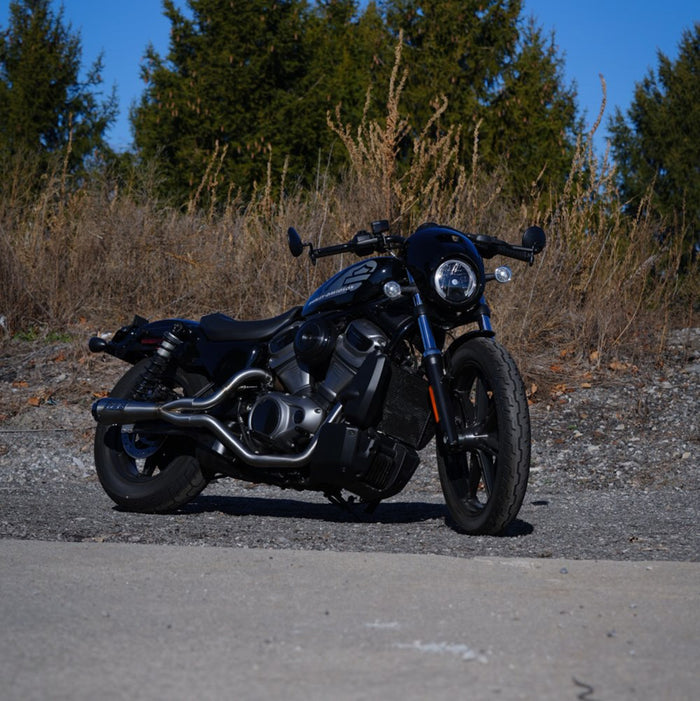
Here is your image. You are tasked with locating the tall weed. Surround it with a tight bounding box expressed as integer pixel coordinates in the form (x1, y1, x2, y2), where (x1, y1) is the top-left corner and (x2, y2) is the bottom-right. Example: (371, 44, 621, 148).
(0, 41, 695, 381)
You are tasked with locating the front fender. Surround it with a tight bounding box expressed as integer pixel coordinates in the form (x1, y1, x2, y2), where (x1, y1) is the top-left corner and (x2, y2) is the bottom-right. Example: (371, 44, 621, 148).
(444, 329, 496, 367)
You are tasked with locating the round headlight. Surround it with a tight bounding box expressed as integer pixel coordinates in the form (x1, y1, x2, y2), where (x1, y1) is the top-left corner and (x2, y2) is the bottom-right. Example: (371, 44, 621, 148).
(434, 259, 478, 304)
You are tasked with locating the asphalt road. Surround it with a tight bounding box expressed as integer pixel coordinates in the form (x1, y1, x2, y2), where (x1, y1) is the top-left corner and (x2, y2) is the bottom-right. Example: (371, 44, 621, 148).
(2, 539, 698, 701)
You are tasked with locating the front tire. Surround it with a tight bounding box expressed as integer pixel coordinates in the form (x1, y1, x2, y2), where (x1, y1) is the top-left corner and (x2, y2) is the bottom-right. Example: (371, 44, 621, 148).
(437, 337, 530, 535)
(94, 359, 209, 513)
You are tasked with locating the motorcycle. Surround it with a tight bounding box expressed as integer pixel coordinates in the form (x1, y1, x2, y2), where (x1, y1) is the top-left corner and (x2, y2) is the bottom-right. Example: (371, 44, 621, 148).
(89, 220, 546, 534)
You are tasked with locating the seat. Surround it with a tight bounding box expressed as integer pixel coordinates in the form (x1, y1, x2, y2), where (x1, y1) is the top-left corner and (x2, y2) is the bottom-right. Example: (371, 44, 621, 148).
(199, 307, 302, 342)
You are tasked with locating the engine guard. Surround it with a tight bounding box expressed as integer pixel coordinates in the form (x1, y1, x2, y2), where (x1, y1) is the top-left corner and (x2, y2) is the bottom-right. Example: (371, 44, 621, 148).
(309, 423, 420, 502)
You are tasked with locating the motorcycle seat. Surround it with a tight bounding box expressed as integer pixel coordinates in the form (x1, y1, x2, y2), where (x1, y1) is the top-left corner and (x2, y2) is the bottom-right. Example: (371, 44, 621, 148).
(200, 307, 303, 342)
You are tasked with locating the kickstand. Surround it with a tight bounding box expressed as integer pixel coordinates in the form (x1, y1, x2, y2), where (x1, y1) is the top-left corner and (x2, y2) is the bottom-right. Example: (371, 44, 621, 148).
(363, 499, 380, 515)
(324, 491, 362, 520)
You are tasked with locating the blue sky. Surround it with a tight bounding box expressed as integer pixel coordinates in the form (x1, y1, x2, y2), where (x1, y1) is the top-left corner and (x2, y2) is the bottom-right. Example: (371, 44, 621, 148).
(1, 1, 697, 154)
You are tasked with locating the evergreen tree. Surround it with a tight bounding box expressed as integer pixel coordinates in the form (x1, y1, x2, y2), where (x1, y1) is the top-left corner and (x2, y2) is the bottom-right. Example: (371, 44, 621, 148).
(132, 0, 312, 200)
(132, 0, 393, 200)
(485, 19, 581, 197)
(131, 0, 582, 204)
(0, 0, 117, 168)
(379, 1, 579, 196)
(609, 23, 700, 243)
(382, 0, 521, 133)
(297, 1, 393, 171)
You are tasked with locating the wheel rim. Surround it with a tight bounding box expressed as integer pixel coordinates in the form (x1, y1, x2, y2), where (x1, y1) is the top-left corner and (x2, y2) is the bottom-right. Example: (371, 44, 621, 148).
(121, 426, 164, 460)
(445, 364, 500, 513)
(119, 427, 168, 479)
(107, 378, 188, 482)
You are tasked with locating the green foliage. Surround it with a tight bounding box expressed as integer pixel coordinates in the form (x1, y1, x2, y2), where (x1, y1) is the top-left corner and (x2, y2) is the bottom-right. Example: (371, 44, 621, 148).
(383, 0, 521, 127)
(131, 0, 580, 206)
(132, 0, 395, 202)
(295, 1, 394, 172)
(0, 0, 117, 171)
(132, 0, 314, 201)
(609, 22, 700, 245)
(484, 19, 582, 197)
(382, 3, 580, 199)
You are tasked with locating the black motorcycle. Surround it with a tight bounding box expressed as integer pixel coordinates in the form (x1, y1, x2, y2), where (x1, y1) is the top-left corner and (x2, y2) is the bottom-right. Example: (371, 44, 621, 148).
(89, 220, 545, 534)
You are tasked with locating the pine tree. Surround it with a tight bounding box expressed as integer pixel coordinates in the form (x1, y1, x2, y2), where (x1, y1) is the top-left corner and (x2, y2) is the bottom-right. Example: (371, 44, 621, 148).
(0, 0, 116, 169)
(130, 0, 583, 205)
(131, 0, 396, 201)
(296, 1, 393, 171)
(609, 23, 700, 244)
(382, 0, 521, 134)
(485, 19, 581, 197)
(132, 0, 312, 200)
(379, 1, 580, 197)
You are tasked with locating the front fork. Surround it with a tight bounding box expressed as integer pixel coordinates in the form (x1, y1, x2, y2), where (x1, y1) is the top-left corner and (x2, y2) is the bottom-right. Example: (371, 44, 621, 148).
(409, 276, 492, 452)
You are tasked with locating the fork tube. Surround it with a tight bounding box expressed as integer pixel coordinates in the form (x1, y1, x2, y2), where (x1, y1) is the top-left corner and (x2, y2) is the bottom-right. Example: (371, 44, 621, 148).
(478, 296, 493, 332)
(408, 273, 460, 449)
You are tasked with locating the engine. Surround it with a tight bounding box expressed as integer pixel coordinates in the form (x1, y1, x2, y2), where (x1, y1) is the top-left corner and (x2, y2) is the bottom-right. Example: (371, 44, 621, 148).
(248, 319, 388, 451)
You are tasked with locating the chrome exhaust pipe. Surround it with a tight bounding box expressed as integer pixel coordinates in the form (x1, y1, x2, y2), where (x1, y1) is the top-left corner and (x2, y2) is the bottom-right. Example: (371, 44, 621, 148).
(92, 368, 273, 424)
(91, 368, 341, 468)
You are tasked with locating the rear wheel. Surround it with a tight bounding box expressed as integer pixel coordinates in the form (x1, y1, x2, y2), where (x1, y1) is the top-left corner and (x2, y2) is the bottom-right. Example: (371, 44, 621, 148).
(436, 337, 530, 535)
(94, 359, 209, 513)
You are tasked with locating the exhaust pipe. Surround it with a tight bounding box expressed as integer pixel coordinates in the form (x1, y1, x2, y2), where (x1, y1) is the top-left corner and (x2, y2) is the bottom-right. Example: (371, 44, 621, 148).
(92, 368, 273, 424)
(92, 396, 165, 424)
(91, 368, 341, 468)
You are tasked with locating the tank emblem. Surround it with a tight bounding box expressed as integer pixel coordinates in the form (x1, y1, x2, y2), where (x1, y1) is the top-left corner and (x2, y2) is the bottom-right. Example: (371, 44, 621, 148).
(312, 260, 377, 304)
(342, 261, 377, 286)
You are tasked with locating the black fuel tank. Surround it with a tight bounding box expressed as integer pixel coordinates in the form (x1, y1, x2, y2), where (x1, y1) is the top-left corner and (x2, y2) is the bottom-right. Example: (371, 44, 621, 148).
(302, 257, 406, 317)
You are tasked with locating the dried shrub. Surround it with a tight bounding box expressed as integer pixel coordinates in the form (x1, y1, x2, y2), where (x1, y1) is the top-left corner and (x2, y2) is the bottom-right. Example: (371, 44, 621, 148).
(0, 42, 695, 382)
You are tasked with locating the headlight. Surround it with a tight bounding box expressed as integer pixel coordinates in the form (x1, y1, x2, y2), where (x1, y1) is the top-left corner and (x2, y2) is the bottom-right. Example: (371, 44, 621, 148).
(433, 259, 478, 304)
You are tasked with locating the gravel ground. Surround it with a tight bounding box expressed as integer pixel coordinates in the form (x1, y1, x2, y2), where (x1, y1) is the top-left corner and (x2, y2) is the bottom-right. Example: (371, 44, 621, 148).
(1, 328, 698, 560)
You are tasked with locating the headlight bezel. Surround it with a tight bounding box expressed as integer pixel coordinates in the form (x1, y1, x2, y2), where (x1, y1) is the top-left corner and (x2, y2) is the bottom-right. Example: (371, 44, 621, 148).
(404, 225, 487, 324)
(433, 257, 480, 306)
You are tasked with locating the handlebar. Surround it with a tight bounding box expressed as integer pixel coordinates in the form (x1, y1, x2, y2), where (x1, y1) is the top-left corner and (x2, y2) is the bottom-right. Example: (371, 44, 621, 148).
(310, 228, 405, 263)
(468, 232, 544, 265)
(310, 241, 355, 260)
(290, 222, 546, 266)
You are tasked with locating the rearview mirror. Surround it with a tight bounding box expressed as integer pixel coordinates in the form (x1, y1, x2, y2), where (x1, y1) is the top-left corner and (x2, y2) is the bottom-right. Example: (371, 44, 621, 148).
(522, 226, 546, 253)
(288, 227, 304, 257)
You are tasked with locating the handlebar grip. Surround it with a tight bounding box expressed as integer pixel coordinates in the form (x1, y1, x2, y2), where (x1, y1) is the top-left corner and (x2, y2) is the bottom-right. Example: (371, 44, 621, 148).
(310, 232, 405, 262)
(503, 246, 534, 263)
(312, 242, 352, 259)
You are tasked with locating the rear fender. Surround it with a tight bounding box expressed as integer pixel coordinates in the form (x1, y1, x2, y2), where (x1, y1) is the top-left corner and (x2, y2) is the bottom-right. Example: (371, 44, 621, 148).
(89, 316, 200, 365)
(89, 316, 263, 383)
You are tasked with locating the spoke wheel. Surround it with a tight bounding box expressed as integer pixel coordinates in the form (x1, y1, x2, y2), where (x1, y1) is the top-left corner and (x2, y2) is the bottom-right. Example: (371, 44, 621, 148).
(94, 359, 209, 513)
(437, 337, 530, 534)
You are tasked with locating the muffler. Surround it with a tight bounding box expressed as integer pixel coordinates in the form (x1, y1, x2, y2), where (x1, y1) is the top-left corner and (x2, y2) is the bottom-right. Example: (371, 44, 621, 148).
(92, 396, 164, 424)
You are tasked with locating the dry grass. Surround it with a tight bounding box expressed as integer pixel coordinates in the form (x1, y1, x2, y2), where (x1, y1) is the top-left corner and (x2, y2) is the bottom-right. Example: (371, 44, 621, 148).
(1, 43, 696, 385)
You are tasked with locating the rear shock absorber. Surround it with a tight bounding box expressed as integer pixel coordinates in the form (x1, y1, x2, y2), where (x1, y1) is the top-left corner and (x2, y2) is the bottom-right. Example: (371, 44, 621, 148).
(133, 323, 188, 400)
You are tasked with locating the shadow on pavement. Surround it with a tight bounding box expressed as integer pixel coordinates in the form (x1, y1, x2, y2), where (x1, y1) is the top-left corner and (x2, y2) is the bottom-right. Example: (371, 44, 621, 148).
(144, 494, 535, 537)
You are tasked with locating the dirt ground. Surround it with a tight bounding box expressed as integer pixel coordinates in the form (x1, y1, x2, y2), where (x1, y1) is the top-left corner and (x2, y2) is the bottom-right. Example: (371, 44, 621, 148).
(1, 327, 698, 559)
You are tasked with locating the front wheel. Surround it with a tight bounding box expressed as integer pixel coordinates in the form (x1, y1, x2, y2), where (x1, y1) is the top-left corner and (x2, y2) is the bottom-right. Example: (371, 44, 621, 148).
(437, 337, 530, 535)
(94, 359, 210, 513)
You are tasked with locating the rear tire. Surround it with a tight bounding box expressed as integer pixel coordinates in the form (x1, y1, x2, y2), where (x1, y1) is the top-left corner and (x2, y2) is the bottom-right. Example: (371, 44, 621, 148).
(436, 337, 530, 535)
(94, 359, 209, 513)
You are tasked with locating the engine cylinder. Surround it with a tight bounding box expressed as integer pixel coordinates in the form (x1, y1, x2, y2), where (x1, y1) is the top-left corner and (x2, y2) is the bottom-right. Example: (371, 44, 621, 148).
(317, 320, 387, 405)
(294, 318, 337, 371)
(268, 324, 312, 396)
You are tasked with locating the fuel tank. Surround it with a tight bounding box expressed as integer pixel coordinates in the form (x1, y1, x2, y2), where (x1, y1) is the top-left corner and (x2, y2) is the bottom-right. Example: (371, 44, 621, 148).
(302, 257, 406, 317)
